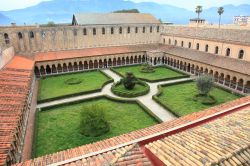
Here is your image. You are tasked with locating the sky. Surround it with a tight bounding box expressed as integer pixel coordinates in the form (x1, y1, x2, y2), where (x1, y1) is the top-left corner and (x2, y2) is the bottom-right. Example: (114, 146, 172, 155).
(0, 0, 249, 11)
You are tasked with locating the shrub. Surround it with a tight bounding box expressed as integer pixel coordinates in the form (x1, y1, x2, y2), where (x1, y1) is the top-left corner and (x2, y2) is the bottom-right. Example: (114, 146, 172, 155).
(140, 63, 155, 73)
(80, 105, 110, 137)
(122, 72, 137, 90)
(196, 74, 214, 96)
(64, 78, 82, 85)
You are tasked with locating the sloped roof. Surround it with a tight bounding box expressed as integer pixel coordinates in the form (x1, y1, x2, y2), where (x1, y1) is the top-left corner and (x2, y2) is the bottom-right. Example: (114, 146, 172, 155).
(146, 107, 250, 165)
(72, 13, 160, 25)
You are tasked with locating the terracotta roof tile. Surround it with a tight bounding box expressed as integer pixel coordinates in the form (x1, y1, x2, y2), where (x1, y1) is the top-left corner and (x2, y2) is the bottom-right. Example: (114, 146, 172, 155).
(145, 108, 250, 166)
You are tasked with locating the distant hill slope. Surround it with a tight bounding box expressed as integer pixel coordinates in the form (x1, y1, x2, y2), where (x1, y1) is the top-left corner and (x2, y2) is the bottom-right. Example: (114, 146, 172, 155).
(0, 13, 13, 25)
(1, 0, 250, 25)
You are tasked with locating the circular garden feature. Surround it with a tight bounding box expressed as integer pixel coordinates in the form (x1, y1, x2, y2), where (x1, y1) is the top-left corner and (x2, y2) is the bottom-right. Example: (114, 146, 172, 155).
(111, 72, 150, 97)
(64, 78, 82, 85)
(140, 63, 155, 73)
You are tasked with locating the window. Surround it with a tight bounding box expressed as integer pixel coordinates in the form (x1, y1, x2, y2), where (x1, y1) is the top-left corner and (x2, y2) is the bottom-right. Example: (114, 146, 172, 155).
(29, 31, 34, 38)
(135, 27, 138, 33)
(83, 28, 87, 35)
(111, 27, 114, 34)
(215, 46, 219, 54)
(238, 50, 244, 59)
(18, 32, 23, 39)
(93, 28, 96, 35)
(4, 33, 9, 44)
(196, 43, 200, 50)
(127, 27, 130, 34)
(188, 42, 191, 48)
(163, 38, 165, 44)
(168, 39, 171, 45)
(73, 29, 77, 36)
(150, 26, 152, 33)
(102, 27, 105, 35)
(157, 26, 160, 32)
(143, 26, 145, 33)
(174, 40, 177, 46)
(226, 48, 230, 56)
(119, 27, 122, 34)
(205, 44, 209, 52)
(181, 41, 184, 47)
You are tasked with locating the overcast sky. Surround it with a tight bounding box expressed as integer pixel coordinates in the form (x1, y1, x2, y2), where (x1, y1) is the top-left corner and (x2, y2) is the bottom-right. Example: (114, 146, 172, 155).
(0, 0, 249, 11)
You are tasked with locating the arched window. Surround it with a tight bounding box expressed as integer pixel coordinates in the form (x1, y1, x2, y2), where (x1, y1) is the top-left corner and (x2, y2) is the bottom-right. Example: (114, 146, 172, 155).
(93, 28, 96, 35)
(174, 40, 177, 46)
(163, 38, 165, 44)
(215, 46, 219, 54)
(127, 27, 130, 34)
(188, 42, 191, 48)
(18, 32, 23, 39)
(226, 48, 230, 56)
(157, 26, 160, 32)
(150, 26, 152, 33)
(142, 26, 145, 33)
(102, 27, 105, 35)
(168, 39, 171, 45)
(119, 27, 122, 34)
(29, 31, 34, 38)
(238, 50, 244, 59)
(83, 28, 87, 35)
(4, 33, 9, 44)
(205, 44, 209, 52)
(73, 29, 77, 36)
(111, 27, 114, 34)
(196, 43, 200, 50)
(135, 27, 138, 33)
(181, 41, 184, 47)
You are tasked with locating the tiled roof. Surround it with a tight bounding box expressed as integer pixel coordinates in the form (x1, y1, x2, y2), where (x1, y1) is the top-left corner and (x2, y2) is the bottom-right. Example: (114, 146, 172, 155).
(73, 13, 160, 25)
(34, 44, 169, 62)
(145, 108, 250, 165)
(0, 56, 34, 166)
(161, 47, 250, 76)
(163, 26, 250, 45)
(17, 95, 250, 165)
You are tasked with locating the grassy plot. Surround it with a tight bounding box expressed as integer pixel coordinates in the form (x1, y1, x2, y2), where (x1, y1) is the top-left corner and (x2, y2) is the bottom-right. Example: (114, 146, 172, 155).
(34, 98, 158, 157)
(112, 65, 186, 81)
(156, 82, 240, 116)
(38, 70, 111, 101)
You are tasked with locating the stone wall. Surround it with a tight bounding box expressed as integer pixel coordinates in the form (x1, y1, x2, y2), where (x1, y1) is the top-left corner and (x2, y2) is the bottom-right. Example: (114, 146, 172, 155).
(0, 46, 15, 69)
(0, 24, 161, 55)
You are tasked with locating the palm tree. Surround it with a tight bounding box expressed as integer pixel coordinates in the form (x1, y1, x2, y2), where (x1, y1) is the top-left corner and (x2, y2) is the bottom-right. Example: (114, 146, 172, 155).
(195, 5, 203, 19)
(195, 5, 203, 27)
(218, 7, 224, 28)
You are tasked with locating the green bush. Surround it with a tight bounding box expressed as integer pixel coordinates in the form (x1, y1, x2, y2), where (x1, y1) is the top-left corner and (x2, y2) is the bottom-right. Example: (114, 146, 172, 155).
(140, 63, 155, 73)
(196, 74, 214, 96)
(122, 72, 137, 90)
(64, 78, 82, 85)
(80, 105, 110, 137)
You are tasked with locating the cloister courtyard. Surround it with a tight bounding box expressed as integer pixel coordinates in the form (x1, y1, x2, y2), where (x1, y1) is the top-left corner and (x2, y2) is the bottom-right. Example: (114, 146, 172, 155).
(34, 64, 241, 157)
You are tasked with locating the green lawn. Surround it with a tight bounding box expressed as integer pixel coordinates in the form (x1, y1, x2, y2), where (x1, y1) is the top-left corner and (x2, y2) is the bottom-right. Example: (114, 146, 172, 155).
(34, 98, 157, 157)
(38, 70, 111, 101)
(112, 65, 186, 81)
(156, 82, 240, 116)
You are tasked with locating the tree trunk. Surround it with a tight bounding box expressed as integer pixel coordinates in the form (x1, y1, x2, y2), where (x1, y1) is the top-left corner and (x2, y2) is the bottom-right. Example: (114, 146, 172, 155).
(219, 15, 221, 28)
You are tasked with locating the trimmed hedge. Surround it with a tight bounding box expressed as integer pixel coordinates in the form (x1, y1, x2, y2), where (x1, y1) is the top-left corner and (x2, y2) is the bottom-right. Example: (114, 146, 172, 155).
(37, 70, 114, 104)
(39, 95, 162, 123)
(111, 81, 150, 98)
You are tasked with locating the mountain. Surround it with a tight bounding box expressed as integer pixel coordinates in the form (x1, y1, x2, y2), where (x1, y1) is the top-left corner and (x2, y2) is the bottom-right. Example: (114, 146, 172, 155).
(0, 13, 13, 25)
(1, 0, 250, 25)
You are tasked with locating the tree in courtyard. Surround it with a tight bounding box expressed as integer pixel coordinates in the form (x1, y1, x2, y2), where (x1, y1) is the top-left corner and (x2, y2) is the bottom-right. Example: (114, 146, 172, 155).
(122, 72, 137, 90)
(196, 74, 214, 96)
(217, 7, 224, 28)
(80, 105, 110, 137)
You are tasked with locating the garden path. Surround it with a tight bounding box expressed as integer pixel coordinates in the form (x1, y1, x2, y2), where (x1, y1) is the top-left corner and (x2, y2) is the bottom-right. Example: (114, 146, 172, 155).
(37, 69, 194, 122)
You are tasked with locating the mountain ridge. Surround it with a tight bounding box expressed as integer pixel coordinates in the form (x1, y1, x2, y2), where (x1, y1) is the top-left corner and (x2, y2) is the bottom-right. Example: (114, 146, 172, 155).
(0, 0, 249, 25)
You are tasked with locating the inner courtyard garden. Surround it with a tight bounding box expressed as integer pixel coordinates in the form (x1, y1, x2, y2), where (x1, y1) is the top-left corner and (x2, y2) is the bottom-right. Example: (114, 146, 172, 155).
(34, 64, 242, 157)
